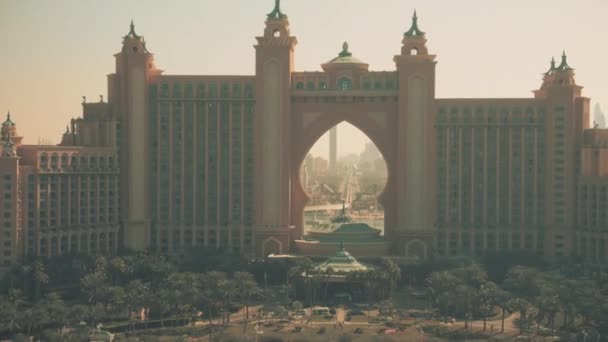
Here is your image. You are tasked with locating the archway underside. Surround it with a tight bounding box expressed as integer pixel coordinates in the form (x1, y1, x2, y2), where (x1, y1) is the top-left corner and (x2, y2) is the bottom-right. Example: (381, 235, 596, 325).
(289, 108, 397, 252)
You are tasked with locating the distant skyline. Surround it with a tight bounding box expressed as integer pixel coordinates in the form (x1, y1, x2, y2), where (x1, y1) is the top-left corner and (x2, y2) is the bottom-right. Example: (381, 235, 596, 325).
(1, 0, 606, 155)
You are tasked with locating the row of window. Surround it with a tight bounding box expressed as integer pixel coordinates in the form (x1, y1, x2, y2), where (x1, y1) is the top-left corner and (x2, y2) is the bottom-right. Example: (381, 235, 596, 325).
(151, 82, 255, 99)
(437, 106, 545, 123)
(436, 126, 545, 225)
(31, 232, 117, 257)
(38, 153, 117, 171)
(150, 100, 255, 226)
(149, 226, 253, 253)
(436, 231, 545, 256)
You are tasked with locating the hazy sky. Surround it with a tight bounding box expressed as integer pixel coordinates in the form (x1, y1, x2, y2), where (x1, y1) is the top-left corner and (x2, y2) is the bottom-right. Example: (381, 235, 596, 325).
(1, 0, 606, 157)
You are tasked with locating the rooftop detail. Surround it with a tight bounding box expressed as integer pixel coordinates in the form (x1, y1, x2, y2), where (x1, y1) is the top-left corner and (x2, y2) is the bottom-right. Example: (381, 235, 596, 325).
(313, 242, 374, 273)
(2, 111, 15, 127)
(404, 10, 425, 37)
(543, 57, 556, 76)
(325, 42, 367, 65)
(126, 20, 140, 39)
(267, 0, 287, 20)
(556, 50, 573, 72)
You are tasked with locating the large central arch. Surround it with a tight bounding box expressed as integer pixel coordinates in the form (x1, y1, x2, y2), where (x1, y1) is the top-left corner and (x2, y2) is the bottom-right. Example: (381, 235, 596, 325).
(289, 100, 399, 242)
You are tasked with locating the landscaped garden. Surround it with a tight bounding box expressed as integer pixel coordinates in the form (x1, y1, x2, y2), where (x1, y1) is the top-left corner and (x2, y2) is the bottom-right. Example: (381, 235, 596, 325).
(0, 249, 606, 341)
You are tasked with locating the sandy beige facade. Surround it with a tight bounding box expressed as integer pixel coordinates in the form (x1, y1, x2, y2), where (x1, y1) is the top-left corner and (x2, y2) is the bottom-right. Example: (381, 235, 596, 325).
(1, 1, 607, 264)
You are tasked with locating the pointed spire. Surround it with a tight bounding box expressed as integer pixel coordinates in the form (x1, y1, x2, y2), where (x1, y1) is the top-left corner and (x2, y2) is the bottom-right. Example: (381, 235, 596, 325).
(404, 10, 425, 37)
(126, 19, 140, 38)
(267, 0, 287, 20)
(65, 125, 70, 134)
(3, 111, 14, 126)
(543, 57, 556, 75)
(557, 50, 573, 71)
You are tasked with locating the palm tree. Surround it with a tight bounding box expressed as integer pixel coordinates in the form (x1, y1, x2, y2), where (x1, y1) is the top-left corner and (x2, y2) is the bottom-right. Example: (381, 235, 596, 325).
(218, 278, 238, 324)
(0, 289, 25, 335)
(381, 257, 401, 299)
(234, 272, 259, 320)
(479, 282, 500, 331)
(29, 259, 49, 301)
(42, 292, 67, 335)
(507, 297, 532, 334)
(454, 285, 476, 329)
(493, 288, 512, 333)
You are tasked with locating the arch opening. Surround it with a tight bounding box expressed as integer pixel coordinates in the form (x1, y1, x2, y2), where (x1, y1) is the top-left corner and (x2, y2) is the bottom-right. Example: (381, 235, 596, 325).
(298, 122, 388, 235)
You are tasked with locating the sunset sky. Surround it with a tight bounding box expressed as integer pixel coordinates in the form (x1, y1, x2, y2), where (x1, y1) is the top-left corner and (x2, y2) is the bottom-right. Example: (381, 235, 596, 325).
(1, 0, 606, 158)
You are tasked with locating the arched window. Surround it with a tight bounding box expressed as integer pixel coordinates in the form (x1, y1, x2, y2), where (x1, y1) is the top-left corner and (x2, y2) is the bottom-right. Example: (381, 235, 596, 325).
(306, 81, 315, 90)
(71, 155, 78, 169)
(411, 47, 419, 55)
(296, 82, 304, 90)
(40, 153, 48, 168)
(60, 154, 68, 168)
(338, 77, 352, 91)
(50, 153, 58, 169)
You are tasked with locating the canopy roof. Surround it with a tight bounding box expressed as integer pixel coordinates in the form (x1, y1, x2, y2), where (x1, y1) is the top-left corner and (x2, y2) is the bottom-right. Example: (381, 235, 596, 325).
(313, 242, 374, 274)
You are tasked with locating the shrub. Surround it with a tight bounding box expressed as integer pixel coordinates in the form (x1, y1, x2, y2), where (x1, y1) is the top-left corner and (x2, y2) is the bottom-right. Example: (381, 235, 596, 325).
(318, 327, 326, 334)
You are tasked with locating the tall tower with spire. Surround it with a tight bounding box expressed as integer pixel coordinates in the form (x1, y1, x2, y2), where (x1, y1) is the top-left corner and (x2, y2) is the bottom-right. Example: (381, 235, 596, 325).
(535, 51, 589, 256)
(254, 0, 298, 254)
(0, 112, 20, 266)
(393, 11, 437, 256)
(109, 21, 161, 251)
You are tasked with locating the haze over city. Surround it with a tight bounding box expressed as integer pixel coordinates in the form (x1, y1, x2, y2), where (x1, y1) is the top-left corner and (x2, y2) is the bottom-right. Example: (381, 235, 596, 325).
(1, 0, 606, 154)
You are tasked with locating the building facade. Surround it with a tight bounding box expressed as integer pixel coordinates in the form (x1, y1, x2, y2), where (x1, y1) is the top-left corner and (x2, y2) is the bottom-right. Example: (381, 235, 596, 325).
(1, 1, 607, 265)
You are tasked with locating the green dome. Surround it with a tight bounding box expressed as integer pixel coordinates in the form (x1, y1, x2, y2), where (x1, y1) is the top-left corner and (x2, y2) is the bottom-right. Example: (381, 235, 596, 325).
(314, 243, 373, 273)
(325, 42, 367, 65)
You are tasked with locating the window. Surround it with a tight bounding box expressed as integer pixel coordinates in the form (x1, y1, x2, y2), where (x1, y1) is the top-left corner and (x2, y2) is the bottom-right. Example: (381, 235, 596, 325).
(338, 77, 352, 91)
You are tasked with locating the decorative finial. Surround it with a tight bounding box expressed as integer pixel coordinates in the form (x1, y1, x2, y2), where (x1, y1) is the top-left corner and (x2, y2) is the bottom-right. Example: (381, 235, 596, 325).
(543, 57, 556, 75)
(3, 111, 14, 126)
(404, 10, 425, 37)
(342, 200, 346, 215)
(65, 125, 70, 134)
(82, 96, 86, 104)
(267, 0, 287, 20)
(557, 50, 573, 71)
(338, 42, 352, 57)
(99, 95, 104, 102)
(127, 20, 140, 38)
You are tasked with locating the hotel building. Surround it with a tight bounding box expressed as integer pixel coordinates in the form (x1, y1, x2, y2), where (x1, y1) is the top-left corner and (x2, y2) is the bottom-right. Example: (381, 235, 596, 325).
(0, 1, 606, 266)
